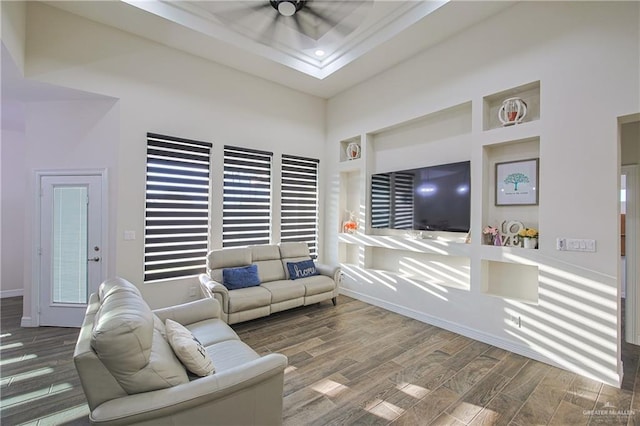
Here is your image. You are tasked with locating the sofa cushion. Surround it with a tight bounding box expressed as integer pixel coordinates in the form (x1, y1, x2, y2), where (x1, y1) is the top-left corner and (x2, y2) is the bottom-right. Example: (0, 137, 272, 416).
(223, 265, 261, 290)
(205, 340, 260, 372)
(255, 260, 287, 282)
(186, 318, 240, 347)
(153, 314, 167, 340)
(286, 260, 319, 280)
(299, 275, 337, 296)
(228, 286, 272, 313)
(165, 319, 215, 377)
(279, 242, 310, 259)
(207, 247, 252, 283)
(251, 244, 280, 261)
(251, 245, 287, 282)
(261, 280, 305, 303)
(91, 291, 188, 394)
(98, 277, 141, 301)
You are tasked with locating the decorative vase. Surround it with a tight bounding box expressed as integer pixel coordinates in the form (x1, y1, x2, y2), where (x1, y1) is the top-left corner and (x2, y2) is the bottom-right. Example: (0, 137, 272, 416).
(343, 211, 358, 234)
(498, 97, 527, 126)
(523, 237, 537, 249)
(343, 220, 357, 234)
(346, 142, 361, 160)
(483, 234, 494, 245)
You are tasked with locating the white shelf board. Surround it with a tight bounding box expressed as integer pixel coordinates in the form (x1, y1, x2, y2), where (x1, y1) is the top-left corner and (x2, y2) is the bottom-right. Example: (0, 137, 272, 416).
(338, 158, 363, 172)
(338, 233, 470, 257)
(479, 244, 541, 265)
(340, 264, 470, 291)
(479, 120, 541, 147)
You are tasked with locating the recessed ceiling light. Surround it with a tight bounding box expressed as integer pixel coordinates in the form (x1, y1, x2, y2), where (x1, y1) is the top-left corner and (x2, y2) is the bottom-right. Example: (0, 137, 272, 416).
(314, 49, 326, 57)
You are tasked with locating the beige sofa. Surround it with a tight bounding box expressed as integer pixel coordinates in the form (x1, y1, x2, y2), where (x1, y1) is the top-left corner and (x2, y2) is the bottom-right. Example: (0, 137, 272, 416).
(199, 242, 341, 324)
(74, 277, 288, 425)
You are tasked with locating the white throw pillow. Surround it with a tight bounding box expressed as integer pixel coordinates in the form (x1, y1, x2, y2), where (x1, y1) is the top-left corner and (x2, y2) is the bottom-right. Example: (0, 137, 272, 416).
(165, 319, 215, 377)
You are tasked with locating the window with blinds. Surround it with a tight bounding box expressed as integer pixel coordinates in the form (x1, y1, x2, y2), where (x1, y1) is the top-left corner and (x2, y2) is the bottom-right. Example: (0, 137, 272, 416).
(281, 154, 320, 258)
(223, 146, 273, 247)
(393, 172, 414, 229)
(371, 173, 391, 228)
(144, 133, 212, 282)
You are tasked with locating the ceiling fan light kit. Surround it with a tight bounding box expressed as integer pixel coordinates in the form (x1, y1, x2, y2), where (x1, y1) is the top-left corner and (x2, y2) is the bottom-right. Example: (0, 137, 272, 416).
(272, 1, 305, 17)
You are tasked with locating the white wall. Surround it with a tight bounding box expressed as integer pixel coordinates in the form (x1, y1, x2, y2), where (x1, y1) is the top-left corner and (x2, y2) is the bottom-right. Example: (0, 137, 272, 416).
(1, 1, 26, 73)
(1, 128, 26, 297)
(15, 2, 325, 313)
(325, 1, 639, 386)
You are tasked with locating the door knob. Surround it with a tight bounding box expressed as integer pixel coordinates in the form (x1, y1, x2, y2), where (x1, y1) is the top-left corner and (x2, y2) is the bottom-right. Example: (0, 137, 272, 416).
(88, 256, 100, 262)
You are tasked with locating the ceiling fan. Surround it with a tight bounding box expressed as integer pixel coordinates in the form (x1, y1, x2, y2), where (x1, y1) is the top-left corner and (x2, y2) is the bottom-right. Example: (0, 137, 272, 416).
(257, 0, 361, 42)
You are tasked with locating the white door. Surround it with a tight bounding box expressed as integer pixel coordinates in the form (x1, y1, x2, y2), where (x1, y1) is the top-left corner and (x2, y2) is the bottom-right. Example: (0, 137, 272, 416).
(39, 174, 104, 327)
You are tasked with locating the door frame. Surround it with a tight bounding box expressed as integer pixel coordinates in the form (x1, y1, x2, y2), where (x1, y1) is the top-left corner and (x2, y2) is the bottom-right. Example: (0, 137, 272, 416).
(32, 169, 108, 327)
(624, 164, 639, 344)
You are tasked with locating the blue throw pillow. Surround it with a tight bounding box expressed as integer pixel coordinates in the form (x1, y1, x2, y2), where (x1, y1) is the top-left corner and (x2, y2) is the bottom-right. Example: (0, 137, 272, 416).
(287, 260, 318, 280)
(222, 265, 261, 290)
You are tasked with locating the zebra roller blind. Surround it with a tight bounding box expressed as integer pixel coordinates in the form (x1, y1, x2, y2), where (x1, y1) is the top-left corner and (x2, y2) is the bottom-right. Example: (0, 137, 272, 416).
(144, 133, 212, 282)
(281, 154, 320, 258)
(223, 146, 273, 247)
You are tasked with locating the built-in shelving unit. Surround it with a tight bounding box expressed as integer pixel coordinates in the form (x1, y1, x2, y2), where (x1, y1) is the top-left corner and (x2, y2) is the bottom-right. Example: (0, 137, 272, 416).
(336, 81, 543, 303)
(483, 81, 540, 131)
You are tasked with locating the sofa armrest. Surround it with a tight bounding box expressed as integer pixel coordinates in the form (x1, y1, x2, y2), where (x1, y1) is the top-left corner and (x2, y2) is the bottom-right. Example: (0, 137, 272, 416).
(89, 353, 288, 425)
(199, 274, 230, 315)
(315, 262, 341, 284)
(153, 298, 221, 325)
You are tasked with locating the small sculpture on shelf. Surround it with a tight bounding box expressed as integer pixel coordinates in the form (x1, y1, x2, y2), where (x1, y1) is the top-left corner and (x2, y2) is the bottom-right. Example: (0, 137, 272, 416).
(498, 97, 528, 126)
(343, 211, 358, 234)
(346, 142, 361, 160)
(499, 220, 525, 247)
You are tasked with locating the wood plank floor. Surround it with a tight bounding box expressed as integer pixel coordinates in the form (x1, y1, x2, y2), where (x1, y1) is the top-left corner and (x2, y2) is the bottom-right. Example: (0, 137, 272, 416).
(2, 295, 640, 425)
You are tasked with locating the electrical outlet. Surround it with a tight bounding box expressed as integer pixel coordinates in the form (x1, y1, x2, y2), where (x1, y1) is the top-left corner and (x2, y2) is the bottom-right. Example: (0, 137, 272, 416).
(188, 286, 197, 297)
(510, 315, 522, 328)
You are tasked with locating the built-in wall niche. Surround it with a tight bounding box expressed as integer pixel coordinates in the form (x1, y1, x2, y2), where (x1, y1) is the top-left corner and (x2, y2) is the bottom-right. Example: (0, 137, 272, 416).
(371, 102, 472, 174)
(338, 242, 360, 266)
(481, 260, 539, 303)
(483, 81, 540, 131)
(366, 247, 470, 290)
(482, 137, 540, 246)
(339, 136, 362, 163)
(338, 170, 363, 234)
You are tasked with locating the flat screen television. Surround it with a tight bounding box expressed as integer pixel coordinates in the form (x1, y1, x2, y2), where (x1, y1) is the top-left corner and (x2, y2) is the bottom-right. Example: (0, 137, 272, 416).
(370, 161, 470, 233)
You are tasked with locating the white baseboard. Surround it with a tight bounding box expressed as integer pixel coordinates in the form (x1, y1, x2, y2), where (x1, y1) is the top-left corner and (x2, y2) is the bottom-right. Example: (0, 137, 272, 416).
(1, 288, 23, 298)
(339, 288, 621, 387)
(20, 316, 36, 327)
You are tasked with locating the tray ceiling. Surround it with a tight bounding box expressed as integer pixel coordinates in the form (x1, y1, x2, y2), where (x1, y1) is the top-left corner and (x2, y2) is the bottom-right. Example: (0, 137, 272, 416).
(42, 1, 516, 98)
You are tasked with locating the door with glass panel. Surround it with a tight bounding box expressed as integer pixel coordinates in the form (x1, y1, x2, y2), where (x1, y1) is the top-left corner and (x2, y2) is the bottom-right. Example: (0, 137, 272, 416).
(39, 174, 104, 327)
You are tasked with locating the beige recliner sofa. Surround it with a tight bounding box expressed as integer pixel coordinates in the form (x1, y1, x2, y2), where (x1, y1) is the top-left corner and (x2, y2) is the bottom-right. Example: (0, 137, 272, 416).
(199, 242, 341, 324)
(74, 277, 287, 425)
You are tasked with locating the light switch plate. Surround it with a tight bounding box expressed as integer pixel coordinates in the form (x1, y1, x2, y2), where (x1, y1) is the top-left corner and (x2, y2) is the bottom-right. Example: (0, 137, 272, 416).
(124, 230, 136, 241)
(556, 238, 596, 252)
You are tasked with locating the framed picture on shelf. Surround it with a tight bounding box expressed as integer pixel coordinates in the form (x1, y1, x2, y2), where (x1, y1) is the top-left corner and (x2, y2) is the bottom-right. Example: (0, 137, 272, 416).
(495, 158, 539, 206)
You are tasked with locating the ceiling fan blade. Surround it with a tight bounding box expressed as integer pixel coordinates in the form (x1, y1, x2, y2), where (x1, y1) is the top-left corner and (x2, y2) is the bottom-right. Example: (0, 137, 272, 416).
(304, 5, 356, 36)
(292, 13, 309, 38)
(259, 11, 282, 43)
(214, 2, 272, 22)
(248, 3, 273, 13)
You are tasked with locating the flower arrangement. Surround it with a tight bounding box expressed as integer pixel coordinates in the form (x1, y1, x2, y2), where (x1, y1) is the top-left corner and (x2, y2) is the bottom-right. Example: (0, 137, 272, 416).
(483, 226, 498, 236)
(343, 211, 358, 234)
(482, 226, 501, 245)
(343, 221, 358, 233)
(518, 227, 539, 239)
